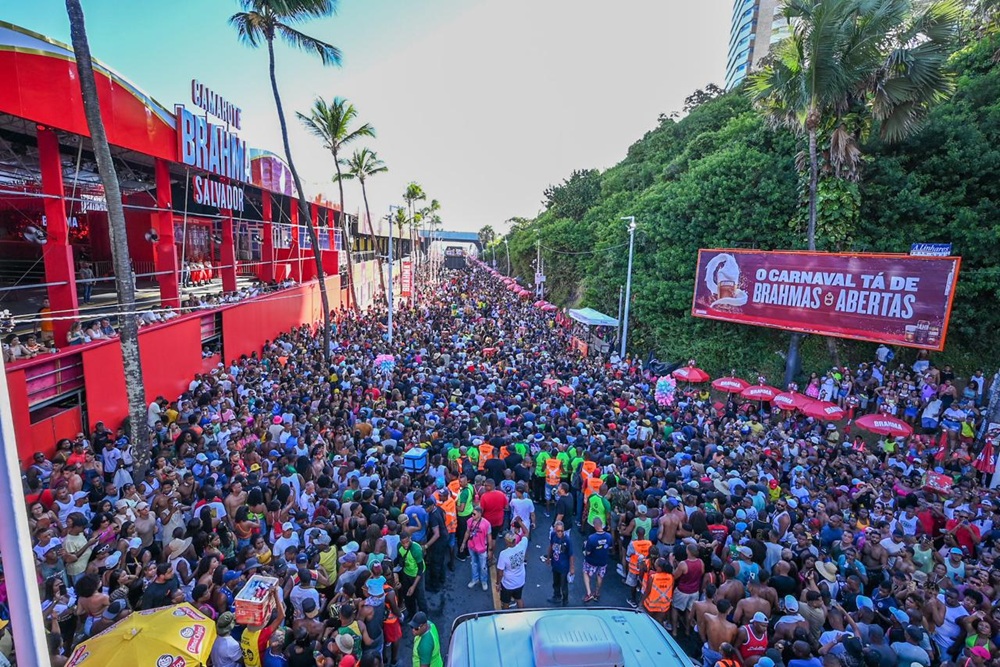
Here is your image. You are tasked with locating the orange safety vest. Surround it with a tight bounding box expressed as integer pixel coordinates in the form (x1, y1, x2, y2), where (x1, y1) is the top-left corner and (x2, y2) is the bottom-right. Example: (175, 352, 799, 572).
(447, 480, 461, 497)
(477, 444, 494, 470)
(643, 572, 674, 613)
(545, 458, 562, 486)
(580, 460, 598, 488)
(499, 446, 511, 460)
(436, 495, 457, 534)
(585, 475, 603, 500)
(628, 539, 652, 576)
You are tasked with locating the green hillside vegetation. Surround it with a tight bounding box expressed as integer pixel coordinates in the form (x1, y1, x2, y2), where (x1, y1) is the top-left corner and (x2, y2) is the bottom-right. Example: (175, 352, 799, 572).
(499, 33, 1000, 380)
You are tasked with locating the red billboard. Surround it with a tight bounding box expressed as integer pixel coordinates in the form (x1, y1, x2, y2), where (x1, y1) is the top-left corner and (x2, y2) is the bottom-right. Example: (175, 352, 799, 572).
(691, 250, 961, 351)
(401, 260, 413, 298)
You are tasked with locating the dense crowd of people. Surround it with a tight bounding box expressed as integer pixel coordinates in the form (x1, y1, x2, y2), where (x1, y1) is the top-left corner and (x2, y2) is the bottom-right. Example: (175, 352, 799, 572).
(10, 261, 1000, 667)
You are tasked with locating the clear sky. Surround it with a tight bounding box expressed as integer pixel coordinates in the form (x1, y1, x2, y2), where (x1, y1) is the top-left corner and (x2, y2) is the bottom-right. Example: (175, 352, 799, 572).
(5, 0, 730, 233)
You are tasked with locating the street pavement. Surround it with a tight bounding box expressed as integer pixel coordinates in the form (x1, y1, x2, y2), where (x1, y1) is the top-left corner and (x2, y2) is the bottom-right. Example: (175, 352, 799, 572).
(400, 504, 700, 664)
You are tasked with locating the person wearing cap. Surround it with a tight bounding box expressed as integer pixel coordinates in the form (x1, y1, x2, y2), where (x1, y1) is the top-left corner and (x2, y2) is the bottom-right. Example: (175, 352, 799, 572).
(239, 586, 285, 667)
(409, 611, 443, 667)
(496, 520, 529, 609)
(210, 611, 242, 667)
(734, 609, 770, 666)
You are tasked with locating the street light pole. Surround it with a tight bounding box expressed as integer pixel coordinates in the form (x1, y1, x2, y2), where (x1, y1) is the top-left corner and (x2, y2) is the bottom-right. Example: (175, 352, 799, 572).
(387, 204, 404, 345)
(504, 238, 511, 276)
(620, 216, 636, 360)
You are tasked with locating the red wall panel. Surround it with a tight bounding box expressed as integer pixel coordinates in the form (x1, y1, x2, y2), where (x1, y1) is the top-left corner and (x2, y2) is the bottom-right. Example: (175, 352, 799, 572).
(82, 340, 127, 430)
(222, 277, 339, 361)
(29, 407, 83, 462)
(6, 367, 34, 465)
(0, 51, 177, 162)
(138, 317, 203, 403)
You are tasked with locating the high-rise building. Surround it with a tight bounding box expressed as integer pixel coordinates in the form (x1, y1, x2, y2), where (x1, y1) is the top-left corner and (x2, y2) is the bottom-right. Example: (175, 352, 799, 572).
(725, 0, 792, 90)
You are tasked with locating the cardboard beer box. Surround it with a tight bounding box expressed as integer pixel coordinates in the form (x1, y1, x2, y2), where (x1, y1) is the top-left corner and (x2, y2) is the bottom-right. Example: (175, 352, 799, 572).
(235, 575, 279, 626)
(558, 385, 574, 398)
(922, 471, 953, 496)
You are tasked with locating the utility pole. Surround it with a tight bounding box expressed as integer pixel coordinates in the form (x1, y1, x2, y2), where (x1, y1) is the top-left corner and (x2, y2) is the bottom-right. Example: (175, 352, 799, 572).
(505, 238, 511, 276)
(620, 216, 637, 360)
(616, 284, 624, 350)
(535, 238, 542, 299)
(387, 204, 404, 344)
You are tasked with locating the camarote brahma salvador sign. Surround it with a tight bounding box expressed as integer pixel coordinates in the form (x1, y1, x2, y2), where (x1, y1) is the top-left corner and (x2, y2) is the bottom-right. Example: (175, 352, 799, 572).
(691, 249, 961, 351)
(176, 80, 247, 211)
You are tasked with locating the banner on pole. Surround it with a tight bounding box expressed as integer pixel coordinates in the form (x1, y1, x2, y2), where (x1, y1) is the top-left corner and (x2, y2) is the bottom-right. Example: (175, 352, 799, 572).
(401, 260, 413, 298)
(691, 249, 961, 351)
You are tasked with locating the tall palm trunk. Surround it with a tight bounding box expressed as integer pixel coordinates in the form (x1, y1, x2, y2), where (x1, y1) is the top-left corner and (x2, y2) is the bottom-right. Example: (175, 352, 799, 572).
(266, 37, 331, 364)
(333, 157, 359, 310)
(359, 179, 386, 299)
(66, 0, 150, 470)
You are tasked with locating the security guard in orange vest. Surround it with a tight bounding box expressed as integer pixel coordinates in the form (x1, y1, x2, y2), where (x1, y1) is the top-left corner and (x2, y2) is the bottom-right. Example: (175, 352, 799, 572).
(477, 441, 494, 471)
(625, 526, 652, 607)
(641, 558, 674, 623)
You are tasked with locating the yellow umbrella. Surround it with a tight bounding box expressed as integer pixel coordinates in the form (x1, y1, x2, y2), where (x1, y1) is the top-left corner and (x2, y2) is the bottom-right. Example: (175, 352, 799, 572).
(66, 603, 217, 667)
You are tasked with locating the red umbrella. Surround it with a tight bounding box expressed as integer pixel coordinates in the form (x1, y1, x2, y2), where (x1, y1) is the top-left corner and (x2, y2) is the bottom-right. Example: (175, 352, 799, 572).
(739, 384, 780, 401)
(534, 300, 546, 308)
(519, 290, 532, 300)
(854, 413, 913, 437)
(800, 400, 846, 422)
(973, 438, 996, 475)
(773, 391, 810, 411)
(672, 366, 710, 383)
(712, 377, 749, 393)
(542, 303, 558, 312)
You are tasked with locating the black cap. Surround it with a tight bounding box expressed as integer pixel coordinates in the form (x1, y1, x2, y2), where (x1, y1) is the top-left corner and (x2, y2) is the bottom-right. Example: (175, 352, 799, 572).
(409, 611, 428, 629)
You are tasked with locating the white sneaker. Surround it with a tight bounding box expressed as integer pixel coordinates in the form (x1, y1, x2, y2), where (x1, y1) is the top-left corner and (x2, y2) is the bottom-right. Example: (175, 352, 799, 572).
(468, 581, 478, 589)
(481, 582, 488, 591)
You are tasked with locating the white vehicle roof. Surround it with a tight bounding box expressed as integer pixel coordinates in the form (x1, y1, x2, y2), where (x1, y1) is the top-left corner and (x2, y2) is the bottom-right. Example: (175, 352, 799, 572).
(446, 607, 695, 667)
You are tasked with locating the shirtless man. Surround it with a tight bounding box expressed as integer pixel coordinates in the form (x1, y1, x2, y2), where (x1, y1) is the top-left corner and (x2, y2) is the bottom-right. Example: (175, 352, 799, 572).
(692, 584, 720, 634)
(701, 599, 739, 667)
(862, 531, 889, 587)
(657, 499, 685, 550)
(733, 578, 772, 626)
(716, 564, 746, 610)
(224, 480, 248, 523)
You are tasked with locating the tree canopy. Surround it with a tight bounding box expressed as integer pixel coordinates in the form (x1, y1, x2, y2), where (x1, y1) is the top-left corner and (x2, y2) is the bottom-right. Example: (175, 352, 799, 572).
(502, 33, 1000, 378)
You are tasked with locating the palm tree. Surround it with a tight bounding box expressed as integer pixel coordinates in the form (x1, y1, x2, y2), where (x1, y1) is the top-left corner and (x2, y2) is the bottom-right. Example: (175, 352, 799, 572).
(402, 182, 425, 264)
(340, 148, 388, 299)
(229, 0, 341, 363)
(297, 97, 374, 309)
(65, 0, 151, 470)
(478, 225, 497, 249)
(748, 0, 963, 384)
(393, 207, 409, 261)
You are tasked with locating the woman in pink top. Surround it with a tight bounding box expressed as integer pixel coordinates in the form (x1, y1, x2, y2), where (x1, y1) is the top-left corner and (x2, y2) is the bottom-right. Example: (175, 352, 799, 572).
(460, 507, 492, 591)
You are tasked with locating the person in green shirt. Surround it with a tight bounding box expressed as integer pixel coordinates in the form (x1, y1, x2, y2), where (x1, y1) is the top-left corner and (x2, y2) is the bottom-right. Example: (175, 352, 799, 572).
(410, 612, 443, 667)
(555, 443, 572, 482)
(455, 474, 475, 561)
(534, 443, 551, 504)
(397, 533, 427, 619)
(585, 485, 611, 536)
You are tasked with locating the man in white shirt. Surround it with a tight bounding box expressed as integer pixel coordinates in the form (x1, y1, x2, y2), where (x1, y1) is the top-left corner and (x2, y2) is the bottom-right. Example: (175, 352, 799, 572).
(272, 522, 301, 557)
(209, 612, 242, 667)
(510, 483, 536, 532)
(496, 523, 529, 609)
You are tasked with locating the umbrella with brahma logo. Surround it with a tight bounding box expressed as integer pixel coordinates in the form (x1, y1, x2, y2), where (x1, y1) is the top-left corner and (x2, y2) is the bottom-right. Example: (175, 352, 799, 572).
(800, 399, 846, 422)
(853, 413, 913, 438)
(773, 391, 809, 411)
(66, 603, 216, 667)
(739, 384, 780, 402)
(672, 366, 711, 383)
(712, 376, 748, 393)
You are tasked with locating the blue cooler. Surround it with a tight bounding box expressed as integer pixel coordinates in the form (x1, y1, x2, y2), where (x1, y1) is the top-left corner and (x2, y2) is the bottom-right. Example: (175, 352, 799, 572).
(403, 448, 428, 474)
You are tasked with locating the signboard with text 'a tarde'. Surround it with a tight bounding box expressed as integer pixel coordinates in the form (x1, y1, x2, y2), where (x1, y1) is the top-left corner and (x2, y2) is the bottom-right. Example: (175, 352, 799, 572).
(691, 249, 961, 351)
